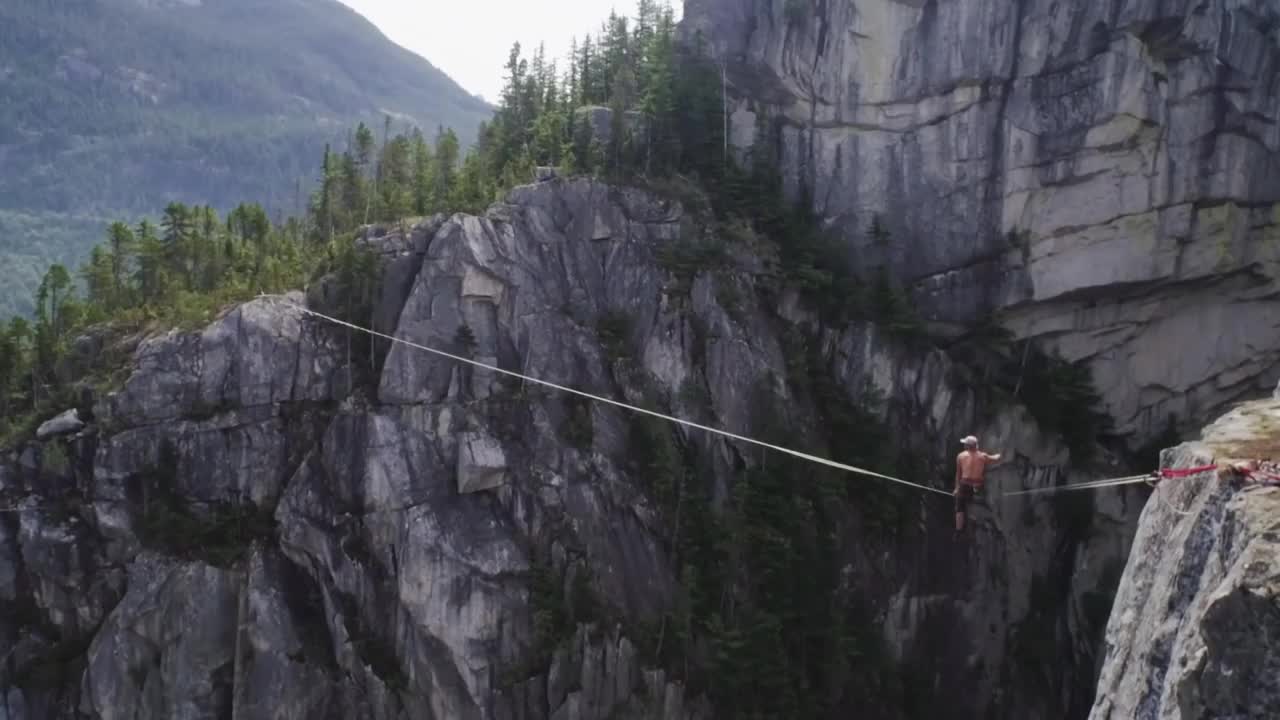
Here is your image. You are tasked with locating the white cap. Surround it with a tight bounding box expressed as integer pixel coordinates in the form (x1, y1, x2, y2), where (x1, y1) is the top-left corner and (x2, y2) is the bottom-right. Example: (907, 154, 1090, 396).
(961, 435, 978, 445)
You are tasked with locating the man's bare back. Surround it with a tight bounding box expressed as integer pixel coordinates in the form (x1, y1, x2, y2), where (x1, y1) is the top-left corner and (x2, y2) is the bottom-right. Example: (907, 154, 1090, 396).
(956, 450, 998, 485)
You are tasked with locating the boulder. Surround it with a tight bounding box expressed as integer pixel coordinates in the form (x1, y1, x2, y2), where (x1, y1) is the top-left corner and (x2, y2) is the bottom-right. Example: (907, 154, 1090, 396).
(456, 430, 508, 494)
(35, 409, 83, 440)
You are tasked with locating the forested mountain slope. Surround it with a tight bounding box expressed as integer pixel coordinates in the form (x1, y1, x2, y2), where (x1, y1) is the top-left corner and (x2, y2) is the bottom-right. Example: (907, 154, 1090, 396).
(0, 0, 492, 317)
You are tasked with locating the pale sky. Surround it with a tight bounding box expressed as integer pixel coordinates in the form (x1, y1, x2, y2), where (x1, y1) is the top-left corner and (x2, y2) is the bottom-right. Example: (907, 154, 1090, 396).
(338, 0, 683, 104)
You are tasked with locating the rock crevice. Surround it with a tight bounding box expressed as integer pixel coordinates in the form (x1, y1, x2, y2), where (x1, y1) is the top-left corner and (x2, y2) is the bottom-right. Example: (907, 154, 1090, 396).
(1089, 393, 1280, 718)
(681, 0, 1280, 443)
(1, 178, 1144, 719)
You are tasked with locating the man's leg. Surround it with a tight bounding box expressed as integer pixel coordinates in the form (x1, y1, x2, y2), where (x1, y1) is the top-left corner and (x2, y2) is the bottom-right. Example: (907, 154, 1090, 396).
(954, 486, 967, 534)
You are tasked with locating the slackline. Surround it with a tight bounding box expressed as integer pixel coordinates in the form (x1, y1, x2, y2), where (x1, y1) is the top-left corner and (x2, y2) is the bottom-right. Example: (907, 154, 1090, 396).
(1004, 464, 1223, 497)
(259, 294, 953, 497)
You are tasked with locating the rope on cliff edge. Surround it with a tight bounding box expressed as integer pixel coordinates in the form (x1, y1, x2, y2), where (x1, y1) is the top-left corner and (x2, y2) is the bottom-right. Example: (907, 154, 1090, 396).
(257, 294, 954, 497)
(1003, 464, 1223, 498)
(1002, 473, 1158, 496)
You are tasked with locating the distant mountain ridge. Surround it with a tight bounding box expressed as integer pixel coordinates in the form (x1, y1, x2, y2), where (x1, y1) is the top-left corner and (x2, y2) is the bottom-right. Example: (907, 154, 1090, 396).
(0, 0, 493, 316)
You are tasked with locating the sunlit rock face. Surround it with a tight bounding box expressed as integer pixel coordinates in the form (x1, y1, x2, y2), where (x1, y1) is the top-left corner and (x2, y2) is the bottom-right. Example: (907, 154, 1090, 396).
(1090, 394, 1280, 719)
(682, 0, 1280, 444)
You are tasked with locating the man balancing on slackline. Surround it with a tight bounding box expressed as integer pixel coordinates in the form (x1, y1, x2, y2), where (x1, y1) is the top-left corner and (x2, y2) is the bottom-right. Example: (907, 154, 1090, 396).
(954, 435, 1002, 539)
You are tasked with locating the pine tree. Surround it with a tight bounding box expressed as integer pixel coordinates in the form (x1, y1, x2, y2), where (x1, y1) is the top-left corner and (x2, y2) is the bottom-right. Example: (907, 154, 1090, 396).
(34, 264, 73, 374)
(433, 127, 460, 205)
(135, 219, 167, 304)
(378, 135, 414, 221)
(579, 36, 598, 105)
(411, 129, 435, 214)
(315, 143, 336, 243)
(640, 5, 678, 172)
(354, 123, 375, 173)
(82, 246, 115, 310)
(338, 151, 364, 228)
(0, 327, 19, 417)
(106, 221, 135, 308)
(161, 202, 193, 290)
(567, 36, 580, 108)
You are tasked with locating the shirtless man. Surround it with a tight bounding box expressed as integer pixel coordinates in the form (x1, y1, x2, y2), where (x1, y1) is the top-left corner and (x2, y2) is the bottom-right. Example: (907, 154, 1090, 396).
(954, 435, 1002, 537)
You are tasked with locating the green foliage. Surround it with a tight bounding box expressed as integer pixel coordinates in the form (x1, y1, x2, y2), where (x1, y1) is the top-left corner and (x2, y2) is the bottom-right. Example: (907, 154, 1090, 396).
(501, 549, 600, 687)
(0, 211, 112, 318)
(803, 345, 913, 536)
(655, 236, 728, 293)
(628, 415, 682, 515)
(596, 310, 634, 362)
(0, 413, 43, 451)
(0, 0, 492, 316)
(713, 273, 746, 324)
(0, 199, 319, 444)
(0, 105, 486, 445)
(692, 382, 900, 715)
(948, 322, 1114, 464)
(138, 492, 276, 569)
(1008, 344, 1114, 463)
(623, 362, 908, 715)
(452, 2, 686, 194)
(454, 324, 478, 356)
(41, 441, 71, 477)
(529, 551, 570, 660)
(869, 266, 924, 338)
(562, 395, 594, 451)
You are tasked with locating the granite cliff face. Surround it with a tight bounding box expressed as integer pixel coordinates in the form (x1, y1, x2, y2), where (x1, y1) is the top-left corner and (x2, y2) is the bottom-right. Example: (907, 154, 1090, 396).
(1089, 383, 1280, 719)
(680, 0, 1280, 445)
(0, 178, 1141, 719)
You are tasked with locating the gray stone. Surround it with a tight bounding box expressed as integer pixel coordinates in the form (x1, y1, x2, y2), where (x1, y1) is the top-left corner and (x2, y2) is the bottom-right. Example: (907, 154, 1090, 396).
(80, 555, 240, 720)
(1, 689, 25, 720)
(682, 0, 1280, 444)
(1089, 394, 1280, 719)
(456, 430, 508, 493)
(35, 409, 83, 440)
(572, 106, 650, 151)
(0, 175, 1156, 720)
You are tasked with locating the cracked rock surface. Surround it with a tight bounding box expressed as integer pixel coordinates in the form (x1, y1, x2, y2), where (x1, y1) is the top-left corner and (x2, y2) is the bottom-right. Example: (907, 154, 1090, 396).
(682, 0, 1280, 443)
(1, 178, 1146, 719)
(1089, 394, 1280, 719)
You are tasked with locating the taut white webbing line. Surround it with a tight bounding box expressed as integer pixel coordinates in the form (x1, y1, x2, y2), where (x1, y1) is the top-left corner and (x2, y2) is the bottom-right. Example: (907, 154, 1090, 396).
(1003, 473, 1158, 497)
(260, 294, 954, 497)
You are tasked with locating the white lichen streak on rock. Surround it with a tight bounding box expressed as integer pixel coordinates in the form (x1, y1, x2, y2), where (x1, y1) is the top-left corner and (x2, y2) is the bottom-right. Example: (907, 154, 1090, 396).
(1089, 394, 1280, 719)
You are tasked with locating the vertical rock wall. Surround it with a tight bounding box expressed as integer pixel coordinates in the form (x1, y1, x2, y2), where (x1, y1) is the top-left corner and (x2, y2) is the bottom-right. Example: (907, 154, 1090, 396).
(680, 0, 1280, 444)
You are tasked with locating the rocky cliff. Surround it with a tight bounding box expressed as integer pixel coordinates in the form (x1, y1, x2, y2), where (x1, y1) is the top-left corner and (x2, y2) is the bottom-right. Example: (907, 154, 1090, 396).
(680, 0, 1280, 445)
(0, 178, 1143, 719)
(1089, 381, 1280, 718)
